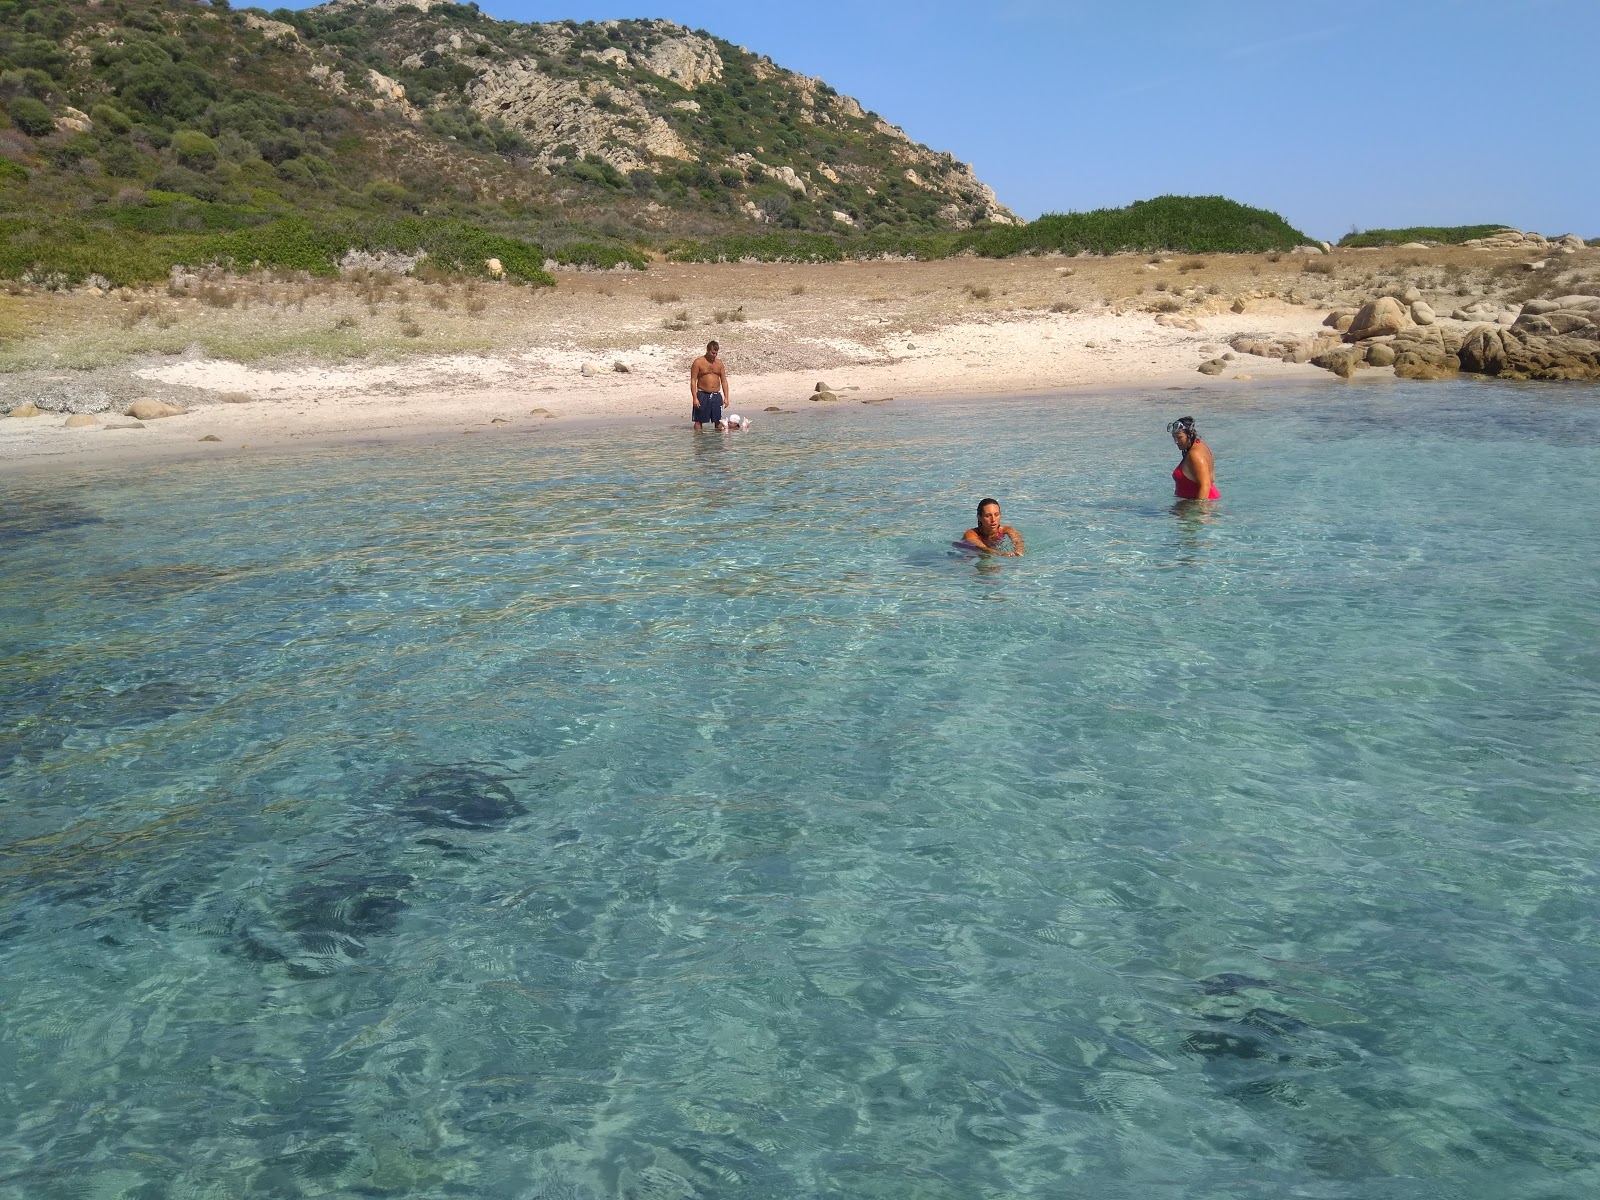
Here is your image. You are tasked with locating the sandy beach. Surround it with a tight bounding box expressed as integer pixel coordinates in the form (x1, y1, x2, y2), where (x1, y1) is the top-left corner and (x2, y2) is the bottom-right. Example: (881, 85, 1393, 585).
(0, 247, 1543, 473)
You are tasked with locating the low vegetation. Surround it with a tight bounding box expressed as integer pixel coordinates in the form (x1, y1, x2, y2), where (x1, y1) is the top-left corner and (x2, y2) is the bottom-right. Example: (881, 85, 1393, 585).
(1338, 225, 1511, 248)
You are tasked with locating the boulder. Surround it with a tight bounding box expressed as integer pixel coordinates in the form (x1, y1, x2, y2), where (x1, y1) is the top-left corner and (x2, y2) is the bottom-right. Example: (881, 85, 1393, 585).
(1411, 300, 1436, 326)
(485, 258, 505, 278)
(1393, 352, 1458, 380)
(1312, 345, 1365, 378)
(1365, 342, 1397, 367)
(126, 399, 185, 419)
(811, 390, 838, 402)
(764, 406, 781, 412)
(1230, 298, 1247, 314)
(1345, 296, 1413, 341)
(1197, 358, 1227, 375)
(1524, 260, 1546, 271)
(1322, 309, 1357, 329)
(1514, 311, 1598, 337)
(1457, 325, 1508, 374)
(63, 414, 98, 429)
(1401, 286, 1423, 304)
(1555, 234, 1586, 250)
(612, 361, 630, 373)
(199, 434, 221, 442)
(580, 362, 604, 377)
(814, 381, 833, 393)
(8, 402, 41, 418)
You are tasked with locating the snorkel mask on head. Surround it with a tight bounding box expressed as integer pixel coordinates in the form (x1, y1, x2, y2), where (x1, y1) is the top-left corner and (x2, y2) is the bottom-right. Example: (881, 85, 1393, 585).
(1166, 416, 1197, 439)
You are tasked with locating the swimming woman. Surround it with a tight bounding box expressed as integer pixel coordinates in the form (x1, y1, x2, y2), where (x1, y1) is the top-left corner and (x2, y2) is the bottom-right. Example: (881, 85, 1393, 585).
(963, 498, 1025, 556)
(1168, 416, 1219, 500)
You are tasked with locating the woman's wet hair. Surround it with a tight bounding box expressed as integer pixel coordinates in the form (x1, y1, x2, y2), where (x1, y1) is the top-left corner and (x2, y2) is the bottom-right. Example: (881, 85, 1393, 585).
(977, 497, 1000, 518)
(1166, 416, 1198, 439)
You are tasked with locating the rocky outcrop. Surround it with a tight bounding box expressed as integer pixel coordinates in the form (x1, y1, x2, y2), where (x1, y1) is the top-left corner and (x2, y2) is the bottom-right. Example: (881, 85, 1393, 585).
(639, 33, 723, 89)
(1298, 293, 1600, 381)
(1345, 297, 1413, 341)
(1231, 331, 1343, 364)
(371, 12, 1021, 226)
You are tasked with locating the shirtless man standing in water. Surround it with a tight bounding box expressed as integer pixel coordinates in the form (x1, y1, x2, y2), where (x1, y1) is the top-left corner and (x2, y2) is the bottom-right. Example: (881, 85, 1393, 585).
(963, 498, 1025, 556)
(690, 341, 730, 431)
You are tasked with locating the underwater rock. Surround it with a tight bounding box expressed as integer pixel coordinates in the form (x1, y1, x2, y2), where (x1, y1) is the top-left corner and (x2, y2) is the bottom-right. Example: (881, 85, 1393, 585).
(57, 682, 212, 730)
(395, 764, 527, 829)
(0, 499, 103, 548)
(278, 872, 413, 941)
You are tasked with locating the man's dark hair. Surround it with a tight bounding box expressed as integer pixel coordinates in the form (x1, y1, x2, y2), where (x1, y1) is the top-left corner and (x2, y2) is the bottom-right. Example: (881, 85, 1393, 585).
(977, 497, 999, 518)
(706, 340, 719, 351)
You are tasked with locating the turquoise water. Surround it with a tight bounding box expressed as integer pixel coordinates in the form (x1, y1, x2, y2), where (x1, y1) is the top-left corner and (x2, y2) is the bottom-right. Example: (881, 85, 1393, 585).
(2, 380, 1598, 1199)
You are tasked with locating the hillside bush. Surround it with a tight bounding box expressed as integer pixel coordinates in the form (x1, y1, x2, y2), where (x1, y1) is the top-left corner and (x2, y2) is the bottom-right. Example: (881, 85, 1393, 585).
(90, 103, 134, 135)
(546, 241, 649, 270)
(7, 95, 53, 138)
(1338, 225, 1510, 248)
(0, 215, 556, 288)
(171, 129, 219, 167)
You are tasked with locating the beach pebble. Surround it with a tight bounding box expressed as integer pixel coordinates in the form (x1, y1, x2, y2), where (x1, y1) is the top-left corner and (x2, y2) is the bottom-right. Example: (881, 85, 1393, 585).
(811, 390, 838, 402)
(199, 434, 221, 442)
(490, 417, 509, 425)
(1197, 358, 1227, 375)
(612, 361, 630, 373)
(529, 407, 551, 415)
(64, 414, 98, 429)
(127, 399, 185, 420)
(7, 402, 41, 418)
(764, 406, 781, 412)
(580, 362, 604, 376)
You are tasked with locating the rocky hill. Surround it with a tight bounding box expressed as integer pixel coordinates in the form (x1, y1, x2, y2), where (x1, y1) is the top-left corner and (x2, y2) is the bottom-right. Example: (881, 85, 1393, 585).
(0, 0, 1015, 256)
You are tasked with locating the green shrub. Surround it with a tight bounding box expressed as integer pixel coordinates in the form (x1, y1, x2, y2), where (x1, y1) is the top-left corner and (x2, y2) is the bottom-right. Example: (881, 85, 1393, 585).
(7, 95, 54, 138)
(546, 241, 648, 271)
(151, 164, 221, 201)
(1337, 225, 1510, 248)
(0, 157, 29, 184)
(965, 196, 1310, 256)
(90, 103, 134, 135)
(171, 129, 219, 167)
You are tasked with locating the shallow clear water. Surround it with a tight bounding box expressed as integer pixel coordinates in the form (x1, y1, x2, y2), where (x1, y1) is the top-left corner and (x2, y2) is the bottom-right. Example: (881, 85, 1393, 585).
(2, 380, 1599, 1199)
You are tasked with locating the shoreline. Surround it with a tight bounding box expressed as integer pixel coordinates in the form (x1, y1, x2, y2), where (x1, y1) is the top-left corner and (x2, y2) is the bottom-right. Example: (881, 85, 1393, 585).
(0, 272, 1346, 476)
(13, 240, 1585, 477)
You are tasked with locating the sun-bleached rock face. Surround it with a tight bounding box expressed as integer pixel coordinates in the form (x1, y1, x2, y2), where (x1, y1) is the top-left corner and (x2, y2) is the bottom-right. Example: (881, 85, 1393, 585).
(469, 63, 690, 172)
(242, 12, 297, 39)
(639, 32, 723, 89)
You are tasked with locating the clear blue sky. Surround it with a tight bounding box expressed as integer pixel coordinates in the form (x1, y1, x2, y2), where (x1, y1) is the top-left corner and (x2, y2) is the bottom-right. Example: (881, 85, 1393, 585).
(279, 0, 1600, 240)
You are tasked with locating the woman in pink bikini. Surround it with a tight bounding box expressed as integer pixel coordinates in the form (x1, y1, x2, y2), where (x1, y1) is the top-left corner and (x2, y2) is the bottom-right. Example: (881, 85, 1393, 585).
(1167, 416, 1219, 500)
